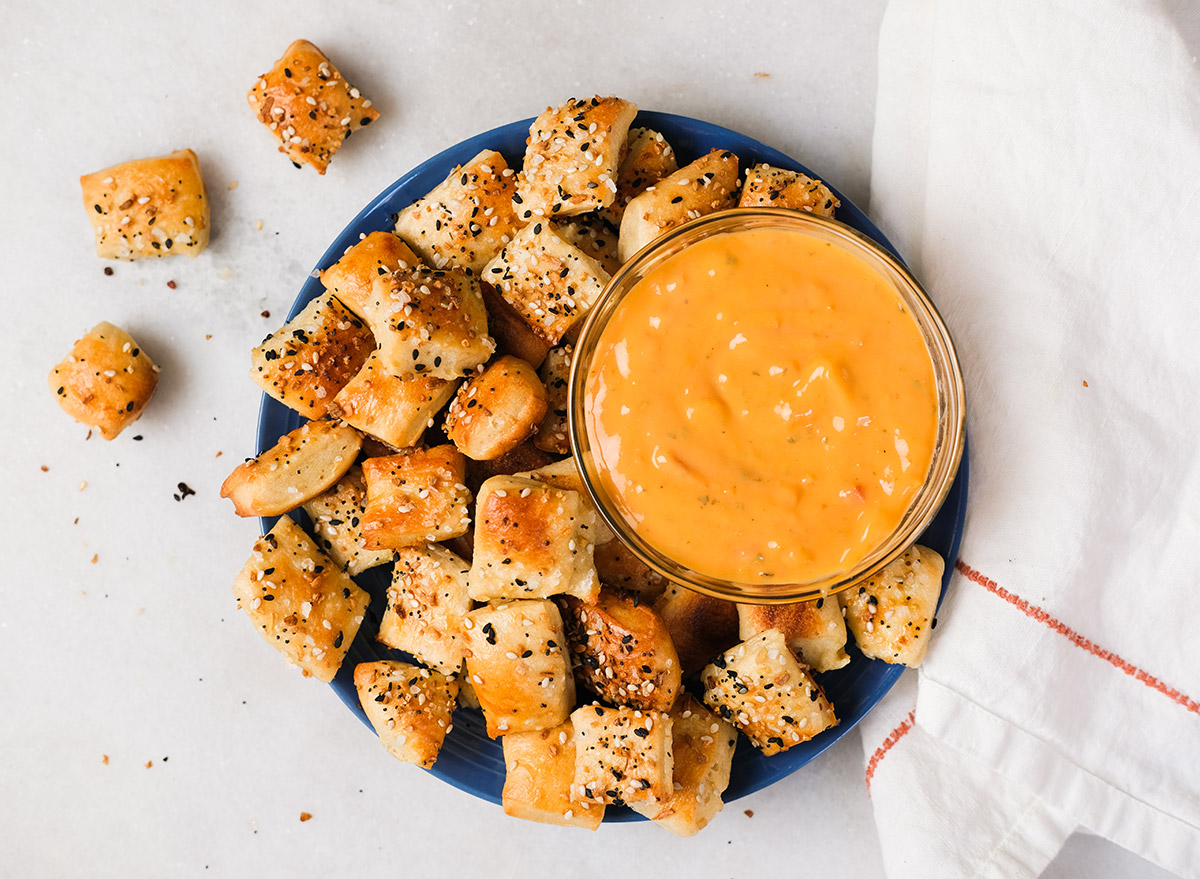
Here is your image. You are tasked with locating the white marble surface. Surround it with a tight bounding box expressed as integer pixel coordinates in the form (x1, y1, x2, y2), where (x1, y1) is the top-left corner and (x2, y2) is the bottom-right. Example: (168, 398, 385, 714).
(0, 2, 1177, 876)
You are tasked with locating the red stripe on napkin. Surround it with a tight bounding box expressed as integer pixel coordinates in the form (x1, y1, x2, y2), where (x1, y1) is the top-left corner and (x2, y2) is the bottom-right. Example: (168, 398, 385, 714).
(955, 559, 1200, 716)
(865, 710, 916, 792)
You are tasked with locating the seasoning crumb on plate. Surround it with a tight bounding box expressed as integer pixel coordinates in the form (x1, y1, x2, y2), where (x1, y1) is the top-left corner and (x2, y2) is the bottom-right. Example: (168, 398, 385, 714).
(299, 812, 313, 822)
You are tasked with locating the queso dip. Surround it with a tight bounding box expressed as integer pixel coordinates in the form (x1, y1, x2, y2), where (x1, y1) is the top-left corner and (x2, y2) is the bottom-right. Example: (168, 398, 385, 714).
(582, 225, 937, 584)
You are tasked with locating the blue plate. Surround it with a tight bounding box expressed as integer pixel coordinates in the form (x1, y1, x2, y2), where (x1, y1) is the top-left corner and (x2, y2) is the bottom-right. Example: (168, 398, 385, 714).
(255, 112, 970, 820)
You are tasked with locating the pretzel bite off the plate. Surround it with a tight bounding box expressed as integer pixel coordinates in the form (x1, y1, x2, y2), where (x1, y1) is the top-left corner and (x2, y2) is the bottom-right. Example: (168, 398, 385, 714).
(502, 719, 604, 829)
(354, 661, 459, 768)
(463, 599, 575, 737)
(394, 149, 523, 274)
(233, 516, 369, 682)
(515, 96, 638, 219)
(570, 704, 673, 807)
(360, 445, 472, 550)
(468, 475, 600, 603)
(49, 321, 159, 440)
(80, 149, 209, 260)
(444, 355, 548, 460)
(247, 39, 378, 174)
(840, 545, 944, 667)
(377, 543, 474, 674)
(250, 294, 374, 418)
(701, 629, 837, 755)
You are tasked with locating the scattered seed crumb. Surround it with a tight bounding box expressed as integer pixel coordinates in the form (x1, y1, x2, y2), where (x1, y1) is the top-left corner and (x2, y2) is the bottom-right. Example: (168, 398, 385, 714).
(102, 755, 109, 765)
(205, 334, 212, 340)
(299, 812, 313, 822)
(79, 481, 88, 491)
(40, 465, 48, 472)
(133, 435, 143, 441)
(754, 72, 771, 78)
(73, 517, 79, 525)
(744, 809, 754, 817)
(162, 756, 168, 762)
(91, 554, 98, 564)
(215, 451, 223, 458)
(256, 219, 264, 231)
(167, 280, 177, 290)
(228, 180, 239, 191)
(145, 760, 153, 769)
(261, 310, 271, 318)
(173, 482, 196, 502)
(103, 267, 114, 276)
(85, 430, 93, 441)
(1082, 380, 1089, 387)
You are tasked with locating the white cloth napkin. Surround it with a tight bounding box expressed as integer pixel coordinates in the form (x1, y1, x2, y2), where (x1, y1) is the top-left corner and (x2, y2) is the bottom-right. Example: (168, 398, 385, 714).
(861, 1, 1200, 876)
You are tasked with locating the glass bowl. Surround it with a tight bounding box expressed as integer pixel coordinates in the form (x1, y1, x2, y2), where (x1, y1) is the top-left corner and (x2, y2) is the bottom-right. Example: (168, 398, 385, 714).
(569, 207, 965, 604)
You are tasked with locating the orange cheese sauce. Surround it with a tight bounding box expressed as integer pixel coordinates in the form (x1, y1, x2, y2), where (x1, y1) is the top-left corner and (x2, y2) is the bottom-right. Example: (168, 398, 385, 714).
(583, 226, 937, 584)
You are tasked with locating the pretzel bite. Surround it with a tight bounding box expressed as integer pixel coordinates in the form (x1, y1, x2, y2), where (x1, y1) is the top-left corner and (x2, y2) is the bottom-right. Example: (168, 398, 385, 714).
(394, 149, 523, 274)
(320, 231, 423, 319)
(701, 629, 837, 755)
(463, 599, 574, 737)
(628, 695, 736, 836)
(483, 221, 610, 346)
(515, 96, 638, 219)
(738, 163, 839, 217)
(598, 127, 678, 228)
(444, 355, 548, 460)
(377, 543, 474, 674)
(570, 704, 673, 806)
(502, 719, 604, 829)
(232, 516, 369, 682)
(246, 39, 378, 174)
(468, 475, 600, 602)
(360, 445, 472, 550)
(250, 294, 374, 418)
(49, 321, 159, 440)
(560, 590, 681, 711)
(80, 149, 209, 260)
(654, 585, 741, 677)
(840, 545, 944, 667)
(532, 344, 572, 455)
(354, 661, 458, 768)
(366, 266, 494, 380)
(738, 596, 851, 672)
(550, 216, 622, 277)
(302, 466, 393, 575)
(618, 149, 739, 262)
(220, 419, 362, 517)
(331, 352, 457, 449)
